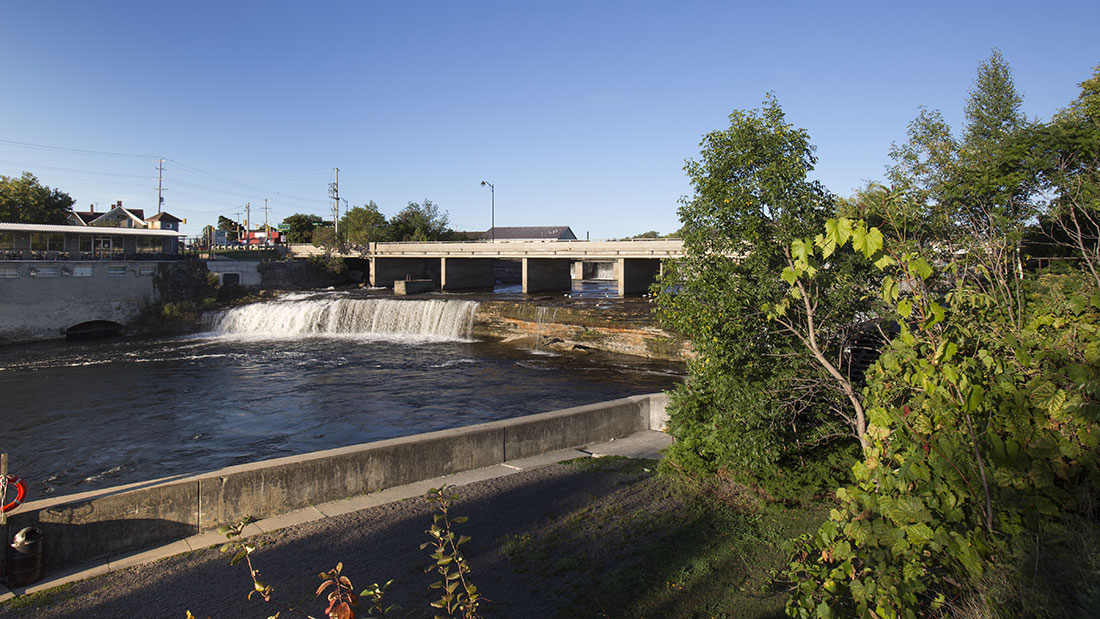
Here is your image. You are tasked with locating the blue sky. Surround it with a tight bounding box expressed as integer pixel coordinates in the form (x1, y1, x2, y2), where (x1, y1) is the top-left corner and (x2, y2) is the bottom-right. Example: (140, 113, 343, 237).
(1, 1, 1097, 240)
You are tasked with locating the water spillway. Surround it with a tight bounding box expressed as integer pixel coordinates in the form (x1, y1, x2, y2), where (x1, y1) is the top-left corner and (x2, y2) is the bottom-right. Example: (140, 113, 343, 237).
(204, 295, 479, 341)
(0, 291, 683, 495)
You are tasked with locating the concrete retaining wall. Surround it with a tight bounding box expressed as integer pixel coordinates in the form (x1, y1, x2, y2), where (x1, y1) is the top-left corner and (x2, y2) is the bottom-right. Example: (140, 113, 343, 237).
(0, 261, 160, 344)
(6, 393, 668, 575)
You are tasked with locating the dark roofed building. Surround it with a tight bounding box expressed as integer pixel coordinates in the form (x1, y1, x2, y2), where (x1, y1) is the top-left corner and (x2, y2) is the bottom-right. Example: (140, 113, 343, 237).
(484, 226, 577, 241)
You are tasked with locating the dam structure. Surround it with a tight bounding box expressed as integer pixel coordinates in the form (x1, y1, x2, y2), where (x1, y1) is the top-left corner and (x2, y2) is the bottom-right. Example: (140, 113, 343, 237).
(289, 238, 684, 296)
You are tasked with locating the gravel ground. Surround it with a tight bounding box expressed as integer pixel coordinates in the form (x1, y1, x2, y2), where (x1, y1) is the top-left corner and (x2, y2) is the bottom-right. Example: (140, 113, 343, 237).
(0, 459, 681, 619)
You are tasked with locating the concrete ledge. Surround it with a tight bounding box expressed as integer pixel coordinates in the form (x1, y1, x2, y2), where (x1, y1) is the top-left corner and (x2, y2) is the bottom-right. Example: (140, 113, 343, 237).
(393, 279, 434, 295)
(4, 393, 668, 582)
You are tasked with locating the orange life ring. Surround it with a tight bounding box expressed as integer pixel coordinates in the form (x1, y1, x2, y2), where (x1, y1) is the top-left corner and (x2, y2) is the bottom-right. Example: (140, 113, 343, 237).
(1, 475, 27, 513)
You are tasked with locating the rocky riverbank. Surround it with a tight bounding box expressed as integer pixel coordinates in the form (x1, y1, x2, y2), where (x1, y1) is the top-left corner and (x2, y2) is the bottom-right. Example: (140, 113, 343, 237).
(473, 299, 690, 361)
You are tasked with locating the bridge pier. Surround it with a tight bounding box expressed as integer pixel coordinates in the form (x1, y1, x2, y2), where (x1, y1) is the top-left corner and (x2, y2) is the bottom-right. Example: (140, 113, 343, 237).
(441, 258, 495, 291)
(370, 257, 439, 288)
(615, 258, 662, 296)
(522, 258, 572, 294)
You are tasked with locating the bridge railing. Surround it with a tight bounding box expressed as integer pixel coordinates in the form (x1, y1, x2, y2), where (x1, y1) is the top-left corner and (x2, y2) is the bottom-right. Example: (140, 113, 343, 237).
(288, 239, 685, 260)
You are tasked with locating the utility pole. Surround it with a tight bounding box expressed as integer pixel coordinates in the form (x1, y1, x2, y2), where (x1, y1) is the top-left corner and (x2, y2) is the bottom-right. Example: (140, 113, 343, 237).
(155, 159, 166, 214)
(244, 202, 251, 248)
(234, 211, 242, 244)
(329, 168, 340, 239)
(263, 199, 271, 231)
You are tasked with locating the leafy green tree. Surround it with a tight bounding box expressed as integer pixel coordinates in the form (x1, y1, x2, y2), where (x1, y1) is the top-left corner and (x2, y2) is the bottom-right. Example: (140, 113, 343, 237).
(780, 61, 1100, 619)
(781, 215, 1100, 618)
(0, 172, 75, 224)
(1031, 64, 1100, 287)
(655, 95, 868, 495)
(389, 199, 451, 241)
(217, 215, 241, 242)
(886, 50, 1038, 330)
(342, 201, 390, 244)
(281, 213, 324, 243)
(311, 224, 336, 247)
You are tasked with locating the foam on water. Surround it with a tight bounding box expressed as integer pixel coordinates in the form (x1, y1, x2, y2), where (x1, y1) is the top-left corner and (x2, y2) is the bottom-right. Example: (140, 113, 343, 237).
(203, 297, 480, 342)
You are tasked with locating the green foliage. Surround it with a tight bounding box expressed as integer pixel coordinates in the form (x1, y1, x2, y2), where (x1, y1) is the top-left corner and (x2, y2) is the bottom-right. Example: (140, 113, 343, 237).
(216, 215, 241, 242)
(281, 213, 325, 243)
(0, 171, 74, 224)
(421, 485, 484, 619)
(342, 202, 390, 244)
(780, 218, 1100, 617)
(389, 200, 451, 242)
(655, 94, 868, 497)
(962, 49, 1025, 152)
(312, 224, 337, 248)
(308, 254, 348, 278)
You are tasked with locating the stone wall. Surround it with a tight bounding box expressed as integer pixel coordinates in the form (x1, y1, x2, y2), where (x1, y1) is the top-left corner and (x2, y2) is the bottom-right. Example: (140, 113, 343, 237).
(0, 261, 160, 344)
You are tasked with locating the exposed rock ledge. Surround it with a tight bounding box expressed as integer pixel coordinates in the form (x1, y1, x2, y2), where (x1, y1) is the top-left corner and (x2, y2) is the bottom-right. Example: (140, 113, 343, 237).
(473, 300, 691, 361)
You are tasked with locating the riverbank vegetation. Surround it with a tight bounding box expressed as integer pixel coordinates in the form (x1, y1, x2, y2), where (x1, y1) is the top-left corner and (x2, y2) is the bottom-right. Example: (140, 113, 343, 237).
(656, 51, 1100, 616)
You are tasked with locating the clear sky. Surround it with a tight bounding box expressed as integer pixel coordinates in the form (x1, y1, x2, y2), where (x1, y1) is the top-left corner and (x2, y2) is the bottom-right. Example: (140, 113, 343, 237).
(1, 1, 1097, 240)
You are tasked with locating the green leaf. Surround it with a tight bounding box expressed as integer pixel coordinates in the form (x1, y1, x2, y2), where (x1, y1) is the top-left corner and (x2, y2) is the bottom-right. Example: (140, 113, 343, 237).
(781, 266, 799, 285)
(852, 224, 884, 258)
(791, 238, 812, 264)
(909, 257, 933, 281)
(882, 276, 898, 303)
(923, 301, 945, 327)
(897, 299, 912, 318)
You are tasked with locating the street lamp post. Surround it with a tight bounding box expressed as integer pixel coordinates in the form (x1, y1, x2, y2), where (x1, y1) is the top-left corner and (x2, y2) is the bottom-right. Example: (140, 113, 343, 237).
(480, 180, 494, 241)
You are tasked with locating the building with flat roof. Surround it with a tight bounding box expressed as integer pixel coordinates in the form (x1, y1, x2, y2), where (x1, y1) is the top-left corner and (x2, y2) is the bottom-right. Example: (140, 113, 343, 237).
(0, 222, 185, 260)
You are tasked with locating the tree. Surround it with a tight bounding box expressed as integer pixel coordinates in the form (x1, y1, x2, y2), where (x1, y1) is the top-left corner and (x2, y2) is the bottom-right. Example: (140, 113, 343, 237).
(1032, 64, 1100, 287)
(0, 172, 75, 224)
(281, 213, 324, 243)
(341, 201, 390, 244)
(961, 49, 1025, 151)
(389, 200, 451, 241)
(654, 95, 869, 495)
(311, 224, 336, 247)
(217, 215, 241, 242)
(887, 50, 1038, 330)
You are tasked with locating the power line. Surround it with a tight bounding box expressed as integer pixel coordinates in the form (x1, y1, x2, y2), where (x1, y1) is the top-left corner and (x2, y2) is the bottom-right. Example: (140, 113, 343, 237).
(0, 138, 159, 159)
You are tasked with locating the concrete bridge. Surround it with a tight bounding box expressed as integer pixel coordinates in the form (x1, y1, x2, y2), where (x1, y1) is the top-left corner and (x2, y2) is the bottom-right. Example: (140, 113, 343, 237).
(289, 239, 684, 295)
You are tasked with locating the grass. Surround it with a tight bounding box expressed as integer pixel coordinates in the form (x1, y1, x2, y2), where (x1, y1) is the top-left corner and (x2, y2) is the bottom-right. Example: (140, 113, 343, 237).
(542, 457, 829, 618)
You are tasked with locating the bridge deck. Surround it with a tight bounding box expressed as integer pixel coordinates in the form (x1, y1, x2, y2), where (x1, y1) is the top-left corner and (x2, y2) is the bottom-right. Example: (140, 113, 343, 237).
(288, 239, 683, 260)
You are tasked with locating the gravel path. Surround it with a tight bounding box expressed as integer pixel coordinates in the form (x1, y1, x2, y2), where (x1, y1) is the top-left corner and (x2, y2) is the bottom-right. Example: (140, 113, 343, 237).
(0, 459, 678, 619)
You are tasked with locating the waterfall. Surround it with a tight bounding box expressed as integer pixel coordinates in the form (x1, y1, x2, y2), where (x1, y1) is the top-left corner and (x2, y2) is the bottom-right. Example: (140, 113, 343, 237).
(204, 295, 480, 341)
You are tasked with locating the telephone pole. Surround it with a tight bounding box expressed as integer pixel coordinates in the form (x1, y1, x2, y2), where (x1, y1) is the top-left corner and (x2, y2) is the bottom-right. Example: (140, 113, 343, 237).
(328, 168, 340, 239)
(155, 159, 166, 213)
(244, 202, 251, 246)
(263, 199, 271, 231)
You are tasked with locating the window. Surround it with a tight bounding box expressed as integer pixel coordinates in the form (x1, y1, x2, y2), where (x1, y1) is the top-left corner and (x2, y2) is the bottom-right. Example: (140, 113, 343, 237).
(29, 267, 58, 277)
(136, 237, 160, 254)
(73, 266, 93, 277)
(30, 234, 65, 251)
(79, 235, 92, 253)
(139, 266, 155, 276)
(0, 266, 18, 279)
(0, 232, 12, 250)
(107, 266, 127, 276)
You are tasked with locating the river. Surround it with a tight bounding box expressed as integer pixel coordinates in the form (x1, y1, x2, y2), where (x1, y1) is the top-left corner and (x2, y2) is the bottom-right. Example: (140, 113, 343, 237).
(0, 292, 682, 497)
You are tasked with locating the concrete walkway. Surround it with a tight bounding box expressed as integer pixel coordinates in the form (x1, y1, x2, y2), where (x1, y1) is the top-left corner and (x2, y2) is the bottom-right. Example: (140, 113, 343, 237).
(0, 430, 671, 602)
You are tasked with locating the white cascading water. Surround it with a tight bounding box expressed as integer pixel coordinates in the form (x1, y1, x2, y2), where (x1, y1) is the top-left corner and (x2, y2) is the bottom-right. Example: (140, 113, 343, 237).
(204, 296, 480, 341)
